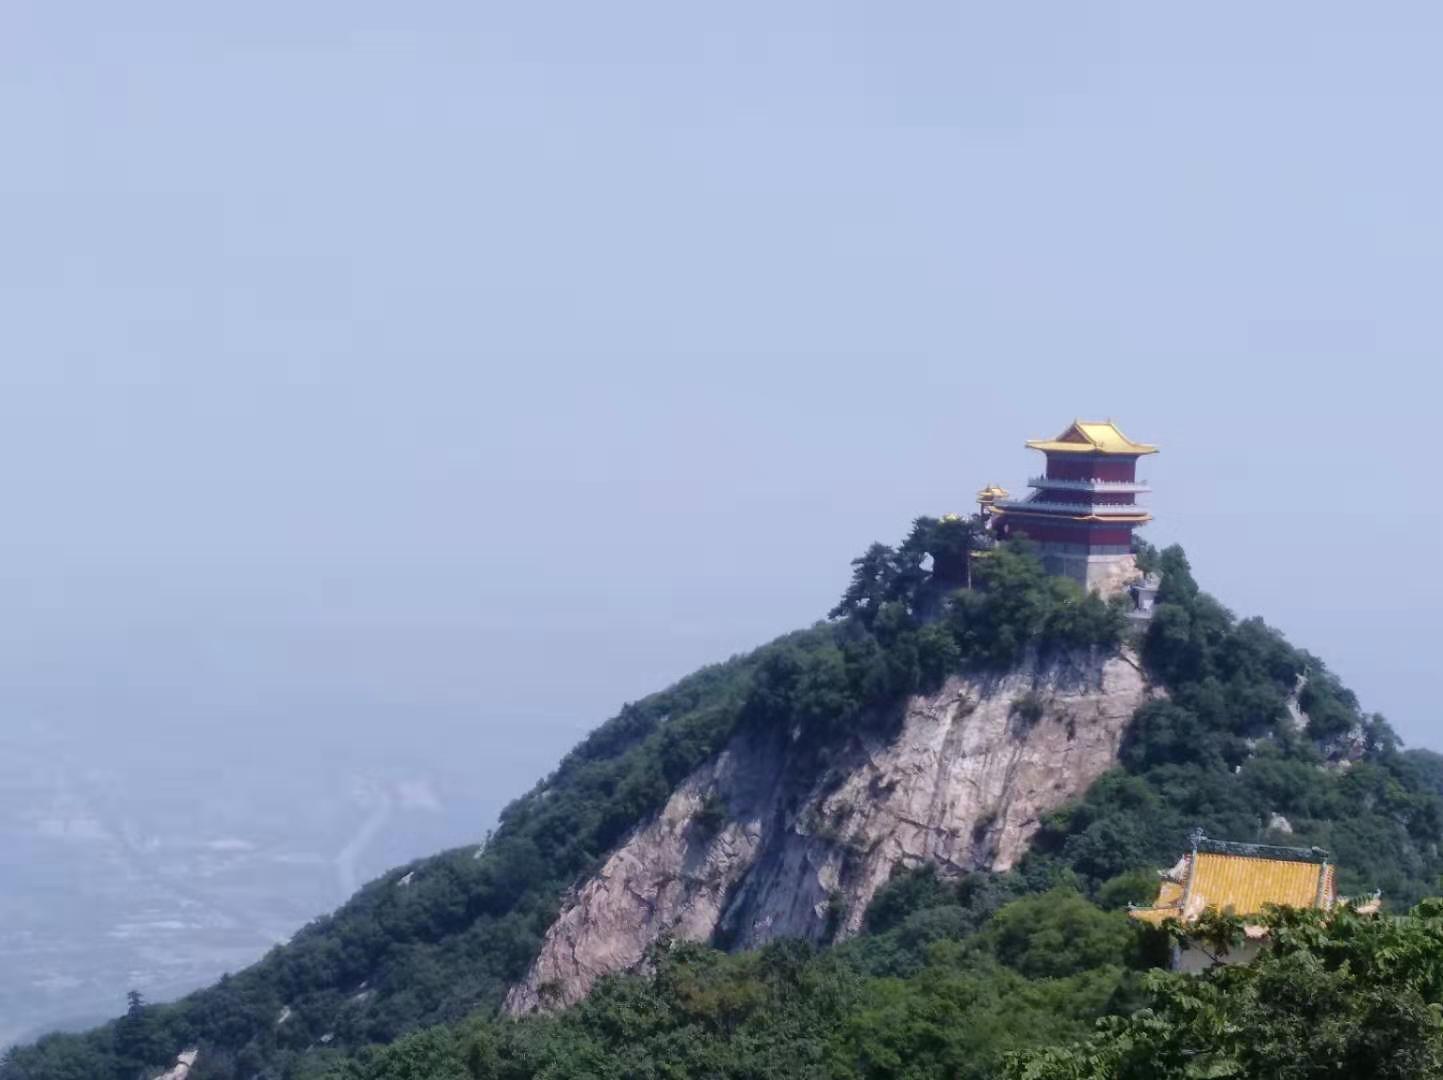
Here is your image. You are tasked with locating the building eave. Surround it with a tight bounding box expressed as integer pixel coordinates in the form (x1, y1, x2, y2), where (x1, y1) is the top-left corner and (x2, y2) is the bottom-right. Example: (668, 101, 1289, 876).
(1025, 440, 1159, 457)
(1025, 418, 1159, 456)
(995, 508, 1152, 525)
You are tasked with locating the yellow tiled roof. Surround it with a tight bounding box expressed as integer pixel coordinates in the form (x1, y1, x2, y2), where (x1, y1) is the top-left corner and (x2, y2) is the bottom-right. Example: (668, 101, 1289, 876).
(1130, 880, 1186, 926)
(1189, 852, 1325, 915)
(1026, 420, 1158, 456)
(1130, 850, 1331, 926)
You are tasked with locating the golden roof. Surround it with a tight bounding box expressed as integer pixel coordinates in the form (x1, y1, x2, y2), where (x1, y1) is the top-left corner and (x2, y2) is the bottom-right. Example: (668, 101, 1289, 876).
(976, 484, 1010, 501)
(1130, 842, 1334, 927)
(1026, 420, 1158, 457)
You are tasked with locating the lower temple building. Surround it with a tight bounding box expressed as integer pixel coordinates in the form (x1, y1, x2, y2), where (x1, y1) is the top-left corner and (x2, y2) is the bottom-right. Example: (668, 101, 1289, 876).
(1129, 830, 1380, 972)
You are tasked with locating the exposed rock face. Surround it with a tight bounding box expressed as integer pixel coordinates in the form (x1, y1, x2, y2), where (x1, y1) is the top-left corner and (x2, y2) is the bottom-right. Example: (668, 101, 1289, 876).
(150, 1050, 198, 1080)
(1284, 673, 1367, 768)
(504, 648, 1155, 1014)
(1284, 674, 1309, 733)
(1089, 553, 1145, 600)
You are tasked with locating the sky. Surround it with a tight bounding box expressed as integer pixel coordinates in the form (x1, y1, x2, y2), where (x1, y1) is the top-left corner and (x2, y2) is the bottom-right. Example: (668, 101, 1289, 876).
(1, 1, 1439, 827)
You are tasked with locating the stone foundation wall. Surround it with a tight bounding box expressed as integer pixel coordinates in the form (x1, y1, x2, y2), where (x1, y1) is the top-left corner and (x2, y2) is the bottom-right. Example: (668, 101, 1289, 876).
(1037, 548, 1142, 597)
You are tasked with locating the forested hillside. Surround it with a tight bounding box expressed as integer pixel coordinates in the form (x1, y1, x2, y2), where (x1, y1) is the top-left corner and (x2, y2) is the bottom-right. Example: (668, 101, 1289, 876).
(6, 520, 1441, 1080)
(300, 888, 1443, 1080)
(306, 877, 1161, 1079)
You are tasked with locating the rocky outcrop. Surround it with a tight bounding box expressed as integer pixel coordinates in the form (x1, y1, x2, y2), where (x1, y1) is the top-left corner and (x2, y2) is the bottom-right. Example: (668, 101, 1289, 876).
(1090, 554, 1145, 601)
(150, 1050, 198, 1080)
(1283, 674, 1309, 733)
(504, 648, 1155, 1014)
(1283, 673, 1367, 768)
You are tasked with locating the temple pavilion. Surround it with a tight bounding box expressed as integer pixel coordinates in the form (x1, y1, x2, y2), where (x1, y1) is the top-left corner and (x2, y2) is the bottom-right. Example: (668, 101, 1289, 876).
(1130, 831, 1380, 972)
(992, 420, 1156, 591)
(976, 484, 1010, 518)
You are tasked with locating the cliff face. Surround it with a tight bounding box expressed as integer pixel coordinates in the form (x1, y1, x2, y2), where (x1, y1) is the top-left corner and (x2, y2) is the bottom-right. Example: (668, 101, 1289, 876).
(504, 647, 1154, 1014)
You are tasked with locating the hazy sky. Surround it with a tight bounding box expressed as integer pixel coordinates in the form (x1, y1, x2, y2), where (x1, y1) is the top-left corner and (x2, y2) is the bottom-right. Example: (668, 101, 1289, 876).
(2, 1, 1439, 810)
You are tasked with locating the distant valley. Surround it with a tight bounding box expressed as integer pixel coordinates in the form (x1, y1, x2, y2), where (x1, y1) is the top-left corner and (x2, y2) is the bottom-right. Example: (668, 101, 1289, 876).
(0, 725, 498, 1048)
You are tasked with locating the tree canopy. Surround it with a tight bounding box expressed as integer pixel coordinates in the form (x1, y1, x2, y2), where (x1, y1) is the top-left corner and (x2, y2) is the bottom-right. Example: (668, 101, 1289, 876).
(1006, 903, 1443, 1080)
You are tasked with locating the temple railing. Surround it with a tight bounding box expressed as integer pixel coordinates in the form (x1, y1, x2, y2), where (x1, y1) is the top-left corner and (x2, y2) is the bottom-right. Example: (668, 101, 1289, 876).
(995, 499, 1149, 517)
(1026, 476, 1151, 493)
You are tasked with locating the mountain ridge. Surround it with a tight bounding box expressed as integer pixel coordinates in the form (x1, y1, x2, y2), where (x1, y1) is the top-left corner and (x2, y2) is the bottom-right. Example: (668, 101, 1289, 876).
(4, 525, 1439, 1080)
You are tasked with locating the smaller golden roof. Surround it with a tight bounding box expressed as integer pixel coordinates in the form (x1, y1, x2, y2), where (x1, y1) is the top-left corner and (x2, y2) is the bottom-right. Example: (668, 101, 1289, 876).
(1026, 419, 1158, 457)
(1130, 836, 1334, 927)
(976, 484, 1010, 502)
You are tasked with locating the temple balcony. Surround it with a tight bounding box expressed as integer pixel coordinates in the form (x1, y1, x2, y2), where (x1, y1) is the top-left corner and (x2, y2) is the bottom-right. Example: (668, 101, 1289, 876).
(1027, 475, 1151, 494)
(996, 498, 1150, 517)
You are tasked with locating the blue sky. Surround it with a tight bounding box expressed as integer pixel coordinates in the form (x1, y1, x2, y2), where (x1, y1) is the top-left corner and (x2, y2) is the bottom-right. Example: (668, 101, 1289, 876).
(1, 1, 1438, 798)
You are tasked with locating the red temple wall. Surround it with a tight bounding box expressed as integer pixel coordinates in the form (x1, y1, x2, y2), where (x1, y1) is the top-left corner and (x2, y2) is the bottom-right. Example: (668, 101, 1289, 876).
(1045, 457, 1138, 482)
(1005, 519, 1137, 547)
(1086, 526, 1138, 546)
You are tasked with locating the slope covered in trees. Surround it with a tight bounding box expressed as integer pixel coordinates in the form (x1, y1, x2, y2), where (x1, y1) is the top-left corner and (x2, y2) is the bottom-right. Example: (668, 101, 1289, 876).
(303, 877, 1154, 1080)
(306, 888, 1443, 1080)
(5, 522, 1440, 1080)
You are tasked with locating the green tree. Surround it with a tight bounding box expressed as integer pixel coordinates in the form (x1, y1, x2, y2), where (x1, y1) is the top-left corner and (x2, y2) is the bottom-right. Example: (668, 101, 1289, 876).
(1006, 905, 1443, 1080)
(114, 991, 166, 1080)
(832, 542, 902, 624)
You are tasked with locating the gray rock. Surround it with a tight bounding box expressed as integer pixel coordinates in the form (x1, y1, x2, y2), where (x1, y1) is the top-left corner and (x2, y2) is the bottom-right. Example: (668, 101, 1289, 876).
(504, 647, 1155, 1014)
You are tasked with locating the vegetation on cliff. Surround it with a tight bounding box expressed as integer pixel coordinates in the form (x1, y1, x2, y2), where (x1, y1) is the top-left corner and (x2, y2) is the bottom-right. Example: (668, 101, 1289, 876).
(4, 524, 1440, 1080)
(301, 879, 1150, 1080)
(1030, 543, 1438, 906)
(298, 887, 1443, 1080)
